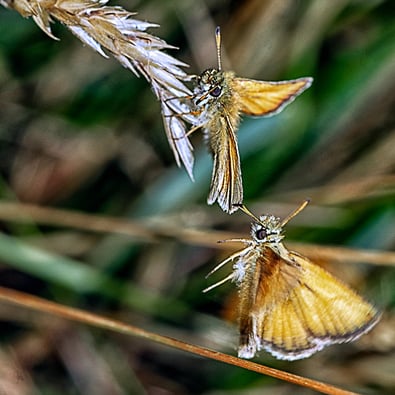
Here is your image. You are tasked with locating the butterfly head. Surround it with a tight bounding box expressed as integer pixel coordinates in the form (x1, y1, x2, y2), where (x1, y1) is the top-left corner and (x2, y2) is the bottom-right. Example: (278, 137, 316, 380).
(194, 68, 226, 107)
(234, 200, 310, 245)
(251, 215, 284, 244)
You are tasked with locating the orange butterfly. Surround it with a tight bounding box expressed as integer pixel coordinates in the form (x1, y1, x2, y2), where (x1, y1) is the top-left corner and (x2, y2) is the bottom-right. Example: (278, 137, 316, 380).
(204, 200, 380, 360)
(190, 28, 312, 213)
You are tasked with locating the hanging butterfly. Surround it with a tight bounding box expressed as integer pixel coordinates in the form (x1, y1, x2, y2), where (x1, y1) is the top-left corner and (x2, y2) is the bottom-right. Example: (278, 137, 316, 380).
(185, 27, 312, 213)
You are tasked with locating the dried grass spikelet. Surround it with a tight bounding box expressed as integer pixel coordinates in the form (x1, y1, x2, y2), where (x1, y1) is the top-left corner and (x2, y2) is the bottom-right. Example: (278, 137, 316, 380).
(1, 0, 197, 179)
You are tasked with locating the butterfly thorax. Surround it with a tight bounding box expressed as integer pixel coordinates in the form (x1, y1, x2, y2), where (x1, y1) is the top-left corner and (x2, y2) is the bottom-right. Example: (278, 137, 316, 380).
(237, 219, 302, 330)
(249, 215, 298, 269)
(193, 68, 241, 156)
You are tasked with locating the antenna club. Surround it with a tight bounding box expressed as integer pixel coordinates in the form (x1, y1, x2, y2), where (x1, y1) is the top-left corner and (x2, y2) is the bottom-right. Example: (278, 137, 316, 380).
(215, 26, 222, 71)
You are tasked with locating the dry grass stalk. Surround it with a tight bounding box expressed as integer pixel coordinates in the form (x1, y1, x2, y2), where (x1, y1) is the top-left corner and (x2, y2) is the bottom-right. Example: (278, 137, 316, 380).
(0, 201, 394, 266)
(0, 0, 197, 178)
(0, 286, 360, 395)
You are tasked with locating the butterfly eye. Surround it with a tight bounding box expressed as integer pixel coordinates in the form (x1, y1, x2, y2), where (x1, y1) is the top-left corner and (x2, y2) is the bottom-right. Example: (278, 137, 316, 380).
(210, 86, 222, 97)
(255, 229, 267, 240)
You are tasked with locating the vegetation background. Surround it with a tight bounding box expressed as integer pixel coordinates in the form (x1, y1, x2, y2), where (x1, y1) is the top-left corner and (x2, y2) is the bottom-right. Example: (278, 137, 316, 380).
(0, 0, 394, 394)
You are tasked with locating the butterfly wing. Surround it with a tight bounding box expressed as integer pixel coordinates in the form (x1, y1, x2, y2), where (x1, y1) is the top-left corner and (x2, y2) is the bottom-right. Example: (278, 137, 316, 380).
(206, 114, 243, 214)
(160, 94, 196, 180)
(233, 77, 312, 117)
(237, 247, 302, 358)
(238, 248, 380, 360)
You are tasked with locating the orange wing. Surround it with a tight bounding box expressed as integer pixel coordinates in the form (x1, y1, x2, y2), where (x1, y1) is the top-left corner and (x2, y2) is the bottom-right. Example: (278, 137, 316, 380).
(233, 77, 312, 117)
(206, 115, 243, 214)
(238, 249, 380, 360)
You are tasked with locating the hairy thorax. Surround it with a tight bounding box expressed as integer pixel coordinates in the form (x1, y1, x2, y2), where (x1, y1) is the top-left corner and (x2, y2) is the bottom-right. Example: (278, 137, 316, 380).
(194, 69, 241, 150)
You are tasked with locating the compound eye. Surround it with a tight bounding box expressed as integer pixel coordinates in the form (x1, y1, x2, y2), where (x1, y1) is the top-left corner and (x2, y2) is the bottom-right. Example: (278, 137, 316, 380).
(255, 228, 267, 240)
(210, 86, 222, 97)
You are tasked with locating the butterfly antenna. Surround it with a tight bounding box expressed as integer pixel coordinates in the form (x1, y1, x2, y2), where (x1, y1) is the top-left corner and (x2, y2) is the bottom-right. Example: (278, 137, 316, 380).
(215, 26, 222, 71)
(233, 204, 262, 224)
(281, 199, 310, 227)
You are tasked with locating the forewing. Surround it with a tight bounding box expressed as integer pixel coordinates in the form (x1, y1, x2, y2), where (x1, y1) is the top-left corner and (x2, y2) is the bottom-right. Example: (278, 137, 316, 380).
(289, 253, 380, 344)
(244, 250, 380, 360)
(233, 77, 312, 117)
(206, 115, 243, 213)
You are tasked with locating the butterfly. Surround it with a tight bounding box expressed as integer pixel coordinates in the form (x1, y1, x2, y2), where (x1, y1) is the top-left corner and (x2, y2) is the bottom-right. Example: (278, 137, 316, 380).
(188, 27, 312, 213)
(204, 200, 381, 360)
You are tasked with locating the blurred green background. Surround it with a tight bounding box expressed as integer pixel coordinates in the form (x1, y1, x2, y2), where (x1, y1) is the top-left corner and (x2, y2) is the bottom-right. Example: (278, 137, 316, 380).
(0, 0, 394, 394)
